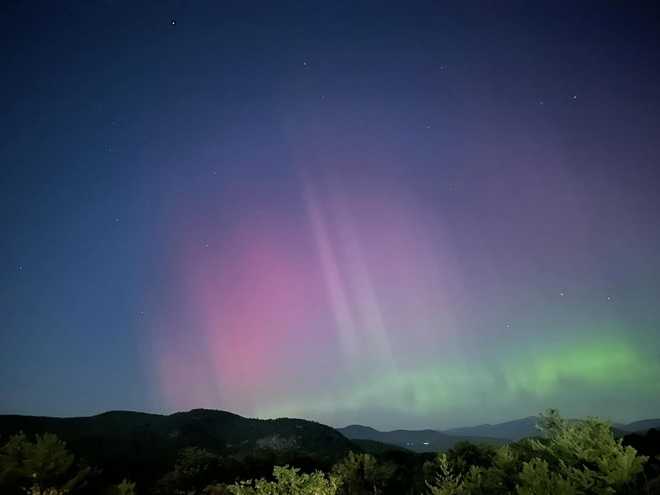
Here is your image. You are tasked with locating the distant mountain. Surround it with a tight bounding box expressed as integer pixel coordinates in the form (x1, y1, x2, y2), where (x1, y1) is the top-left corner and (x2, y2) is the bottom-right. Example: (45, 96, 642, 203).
(339, 416, 660, 449)
(0, 409, 354, 485)
(443, 416, 539, 441)
(618, 419, 660, 433)
(337, 425, 506, 453)
(443, 417, 660, 441)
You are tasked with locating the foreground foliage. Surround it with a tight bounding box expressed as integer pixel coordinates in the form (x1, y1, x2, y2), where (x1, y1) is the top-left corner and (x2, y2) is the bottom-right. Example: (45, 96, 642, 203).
(426, 409, 648, 495)
(0, 432, 90, 495)
(332, 452, 396, 494)
(224, 465, 340, 494)
(1, 410, 657, 494)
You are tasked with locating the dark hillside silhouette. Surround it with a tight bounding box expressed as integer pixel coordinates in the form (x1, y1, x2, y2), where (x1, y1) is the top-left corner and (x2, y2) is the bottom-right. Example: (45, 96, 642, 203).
(618, 419, 660, 433)
(338, 424, 506, 452)
(442, 416, 539, 441)
(1, 409, 657, 494)
(0, 409, 354, 489)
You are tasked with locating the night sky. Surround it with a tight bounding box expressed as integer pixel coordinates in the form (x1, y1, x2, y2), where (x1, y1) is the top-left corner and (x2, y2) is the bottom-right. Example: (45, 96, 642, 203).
(2, 1, 660, 430)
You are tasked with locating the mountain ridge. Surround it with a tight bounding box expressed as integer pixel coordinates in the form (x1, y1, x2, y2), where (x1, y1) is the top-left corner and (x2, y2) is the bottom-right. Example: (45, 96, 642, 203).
(2, 409, 657, 456)
(338, 415, 660, 450)
(337, 425, 506, 453)
(0, 408, 354, 487)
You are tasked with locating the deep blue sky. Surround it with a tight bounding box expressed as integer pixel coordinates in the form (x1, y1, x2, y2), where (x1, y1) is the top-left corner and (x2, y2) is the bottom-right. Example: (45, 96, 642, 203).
(2, 1, 659, 429)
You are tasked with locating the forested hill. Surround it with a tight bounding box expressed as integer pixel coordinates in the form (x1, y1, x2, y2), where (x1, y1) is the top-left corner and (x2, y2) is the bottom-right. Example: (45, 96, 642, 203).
(0, 409, 354, 484)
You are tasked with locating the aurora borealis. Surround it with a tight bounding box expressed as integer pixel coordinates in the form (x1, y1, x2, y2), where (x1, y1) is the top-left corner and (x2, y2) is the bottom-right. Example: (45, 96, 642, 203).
(2, 2, 660, 429)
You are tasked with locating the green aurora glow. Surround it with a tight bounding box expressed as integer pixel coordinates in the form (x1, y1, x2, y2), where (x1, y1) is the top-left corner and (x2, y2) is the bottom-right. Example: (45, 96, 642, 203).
(262, 329, 660, 429)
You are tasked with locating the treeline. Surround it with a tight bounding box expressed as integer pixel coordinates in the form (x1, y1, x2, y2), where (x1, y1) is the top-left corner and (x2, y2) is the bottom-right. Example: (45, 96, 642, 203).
(1, 410, 659, 494)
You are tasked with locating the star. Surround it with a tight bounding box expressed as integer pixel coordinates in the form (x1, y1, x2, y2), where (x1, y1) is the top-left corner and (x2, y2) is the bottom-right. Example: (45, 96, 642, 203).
(170, 19, 176, 26)
(114, 217, 120, 223)
(559, 291, 565, 297)
(17, 264, 23, 271)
